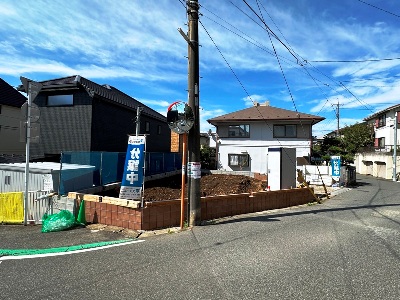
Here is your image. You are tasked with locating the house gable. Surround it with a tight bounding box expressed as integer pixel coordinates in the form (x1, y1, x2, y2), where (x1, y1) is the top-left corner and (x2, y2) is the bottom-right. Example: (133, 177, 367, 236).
(22, 75, 170, 159)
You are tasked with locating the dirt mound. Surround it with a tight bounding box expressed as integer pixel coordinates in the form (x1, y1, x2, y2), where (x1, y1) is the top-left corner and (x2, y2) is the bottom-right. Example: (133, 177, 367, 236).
(143, 174, 267, 201)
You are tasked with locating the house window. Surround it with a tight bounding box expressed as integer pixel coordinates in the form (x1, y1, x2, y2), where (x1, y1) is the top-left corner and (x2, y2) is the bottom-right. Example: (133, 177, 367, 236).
(4, 175, 11, 185)
(273, 125, 297, 138)
(145, 121, 150, 133)
(376, 115, 386, 127)
(228, 124, 250, 137)
(157, 125, 161, 135)
(228, 153, 249, 167)
(47, 94, 73, 106)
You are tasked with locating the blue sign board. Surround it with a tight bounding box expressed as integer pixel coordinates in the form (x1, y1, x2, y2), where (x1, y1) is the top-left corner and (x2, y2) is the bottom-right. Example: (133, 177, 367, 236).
(331, 155, 341, 178)
(119, 136, 146, 200)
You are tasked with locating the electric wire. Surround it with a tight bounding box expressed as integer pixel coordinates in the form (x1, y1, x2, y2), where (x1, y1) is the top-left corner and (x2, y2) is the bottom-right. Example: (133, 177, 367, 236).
(201, 1, 364, 133)
(255, 1, 346, 123)
(199, 18, 291, 151)
(310, 57, 400, 63)
(200, 1, 387, 136)
(233, 0, 302, 64)
(232, 1, 353, 134)
(356, 0, 400, 18)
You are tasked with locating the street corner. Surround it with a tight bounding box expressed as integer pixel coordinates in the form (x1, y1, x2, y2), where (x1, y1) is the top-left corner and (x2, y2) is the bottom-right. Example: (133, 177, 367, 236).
(0, 223, 137, 252)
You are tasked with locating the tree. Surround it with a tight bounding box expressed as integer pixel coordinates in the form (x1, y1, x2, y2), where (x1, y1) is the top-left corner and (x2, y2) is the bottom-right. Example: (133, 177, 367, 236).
(200, 145, 216, 170)
(312, 122, 374, 165)
(341, 122, 374, 155)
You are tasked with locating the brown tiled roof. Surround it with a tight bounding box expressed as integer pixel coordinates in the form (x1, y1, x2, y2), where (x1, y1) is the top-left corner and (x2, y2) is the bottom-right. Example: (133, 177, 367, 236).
(22, 75, 166, 121)
(0, 78, 27, 107)
(207, 105, 325, 125)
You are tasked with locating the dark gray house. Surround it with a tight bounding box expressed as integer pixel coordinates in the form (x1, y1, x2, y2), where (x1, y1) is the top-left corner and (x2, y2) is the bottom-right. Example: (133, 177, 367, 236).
(0, 78, 27, 162)
(19, 75, 170, 161)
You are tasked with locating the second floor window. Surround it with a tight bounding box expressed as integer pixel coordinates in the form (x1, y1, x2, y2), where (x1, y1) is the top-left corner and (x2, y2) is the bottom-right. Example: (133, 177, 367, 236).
(228, 124, 250, 137)
(47, 94, 73, 106)
(376, 115, 386, 127)
(273, 125, 297, 138)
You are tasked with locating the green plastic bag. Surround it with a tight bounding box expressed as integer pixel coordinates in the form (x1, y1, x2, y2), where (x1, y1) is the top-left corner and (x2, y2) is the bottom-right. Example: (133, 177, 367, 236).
(41, 210, 76, 233)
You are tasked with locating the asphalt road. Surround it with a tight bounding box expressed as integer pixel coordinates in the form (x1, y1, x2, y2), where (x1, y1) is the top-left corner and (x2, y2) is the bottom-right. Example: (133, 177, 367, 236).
(1, 174, 399, 299)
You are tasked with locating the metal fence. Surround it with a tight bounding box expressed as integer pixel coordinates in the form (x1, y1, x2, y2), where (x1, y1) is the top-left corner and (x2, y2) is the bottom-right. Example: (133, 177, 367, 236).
(27, 193, 76, 225)
(0, 191, 74, 225)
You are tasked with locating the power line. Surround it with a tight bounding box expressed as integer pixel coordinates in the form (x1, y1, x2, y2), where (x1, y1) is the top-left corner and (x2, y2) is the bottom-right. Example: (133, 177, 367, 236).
(356, 0, 400, 18)
(309, 57, 400, 63)
(239, 0, 302, 64)
(199, 1, 380, 136)
(198, 18, 294, 151)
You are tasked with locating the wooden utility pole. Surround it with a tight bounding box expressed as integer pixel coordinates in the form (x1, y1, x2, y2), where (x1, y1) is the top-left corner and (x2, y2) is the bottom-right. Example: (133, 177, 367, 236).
(187, 0, 201, 226)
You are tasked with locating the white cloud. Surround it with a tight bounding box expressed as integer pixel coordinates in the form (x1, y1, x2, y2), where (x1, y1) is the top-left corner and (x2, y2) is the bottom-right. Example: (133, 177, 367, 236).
(200, 107, 226, 133)
(1, 0, 400, 137)
(242, 94, 268, 106)
(0, 3, 16, 16)
(139, 99, 170, 108)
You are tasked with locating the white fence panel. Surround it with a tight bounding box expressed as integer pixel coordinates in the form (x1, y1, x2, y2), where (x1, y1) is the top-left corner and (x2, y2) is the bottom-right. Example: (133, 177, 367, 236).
(26, 192, 76, 224)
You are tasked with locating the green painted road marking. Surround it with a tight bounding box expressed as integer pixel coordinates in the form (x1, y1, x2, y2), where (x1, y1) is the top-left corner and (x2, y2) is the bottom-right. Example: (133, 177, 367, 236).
(0, 239, 141, 257)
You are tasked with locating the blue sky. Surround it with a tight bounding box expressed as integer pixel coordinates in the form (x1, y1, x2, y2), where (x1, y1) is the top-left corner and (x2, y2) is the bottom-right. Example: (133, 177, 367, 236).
(1, 0, 400, 137)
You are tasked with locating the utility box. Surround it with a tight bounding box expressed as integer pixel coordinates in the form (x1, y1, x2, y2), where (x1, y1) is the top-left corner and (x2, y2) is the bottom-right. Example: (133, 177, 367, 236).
(340, 165, 356, 186)
(268, 147, 296, 191)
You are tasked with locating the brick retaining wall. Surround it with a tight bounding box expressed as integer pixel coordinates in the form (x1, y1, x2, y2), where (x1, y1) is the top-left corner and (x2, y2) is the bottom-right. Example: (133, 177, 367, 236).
(71, 188, 315, 231)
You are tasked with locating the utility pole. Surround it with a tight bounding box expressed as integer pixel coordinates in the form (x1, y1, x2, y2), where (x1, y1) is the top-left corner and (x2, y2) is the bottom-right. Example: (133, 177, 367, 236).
(335, 101, 340, 137)
(135, 106, 142, 137)
(187, 0, 201, 226)
(393, 111, 398, 181)
(19, 77, 42, 225)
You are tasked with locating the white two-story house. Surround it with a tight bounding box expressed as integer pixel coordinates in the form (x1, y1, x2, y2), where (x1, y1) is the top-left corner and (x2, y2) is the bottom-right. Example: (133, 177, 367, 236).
(207, 101, 325, 176)
(355, 103, 400, 179)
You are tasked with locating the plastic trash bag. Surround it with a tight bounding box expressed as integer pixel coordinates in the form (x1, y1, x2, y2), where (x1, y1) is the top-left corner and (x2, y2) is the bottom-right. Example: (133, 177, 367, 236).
(41, 210, 76, 233)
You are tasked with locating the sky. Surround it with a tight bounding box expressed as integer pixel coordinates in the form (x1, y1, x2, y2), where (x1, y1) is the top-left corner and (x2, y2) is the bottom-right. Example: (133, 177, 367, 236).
(1, 0, 400, 137)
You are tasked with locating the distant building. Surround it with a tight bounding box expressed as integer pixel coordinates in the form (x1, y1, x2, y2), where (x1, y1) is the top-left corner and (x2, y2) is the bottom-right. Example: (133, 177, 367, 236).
(207, 101, 325, 174)
(0, 78, 27, 162)
(17, 75, 170, 161)
(355, 103, 400, 179)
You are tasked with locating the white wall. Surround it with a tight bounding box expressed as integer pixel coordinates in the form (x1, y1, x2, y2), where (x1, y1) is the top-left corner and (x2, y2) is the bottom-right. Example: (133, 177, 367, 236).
(216, 122, 312, 174)
(354, 152, 394, 180)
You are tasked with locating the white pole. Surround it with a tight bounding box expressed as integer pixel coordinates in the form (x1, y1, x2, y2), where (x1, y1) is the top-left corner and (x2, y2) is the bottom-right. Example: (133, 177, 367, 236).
(393, 111, 398, 181)
(24, 83, 32, 225)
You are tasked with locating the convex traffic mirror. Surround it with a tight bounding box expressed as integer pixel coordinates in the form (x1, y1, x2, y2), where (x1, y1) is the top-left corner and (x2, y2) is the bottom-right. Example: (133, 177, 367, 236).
(167, 101, 194, 134)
